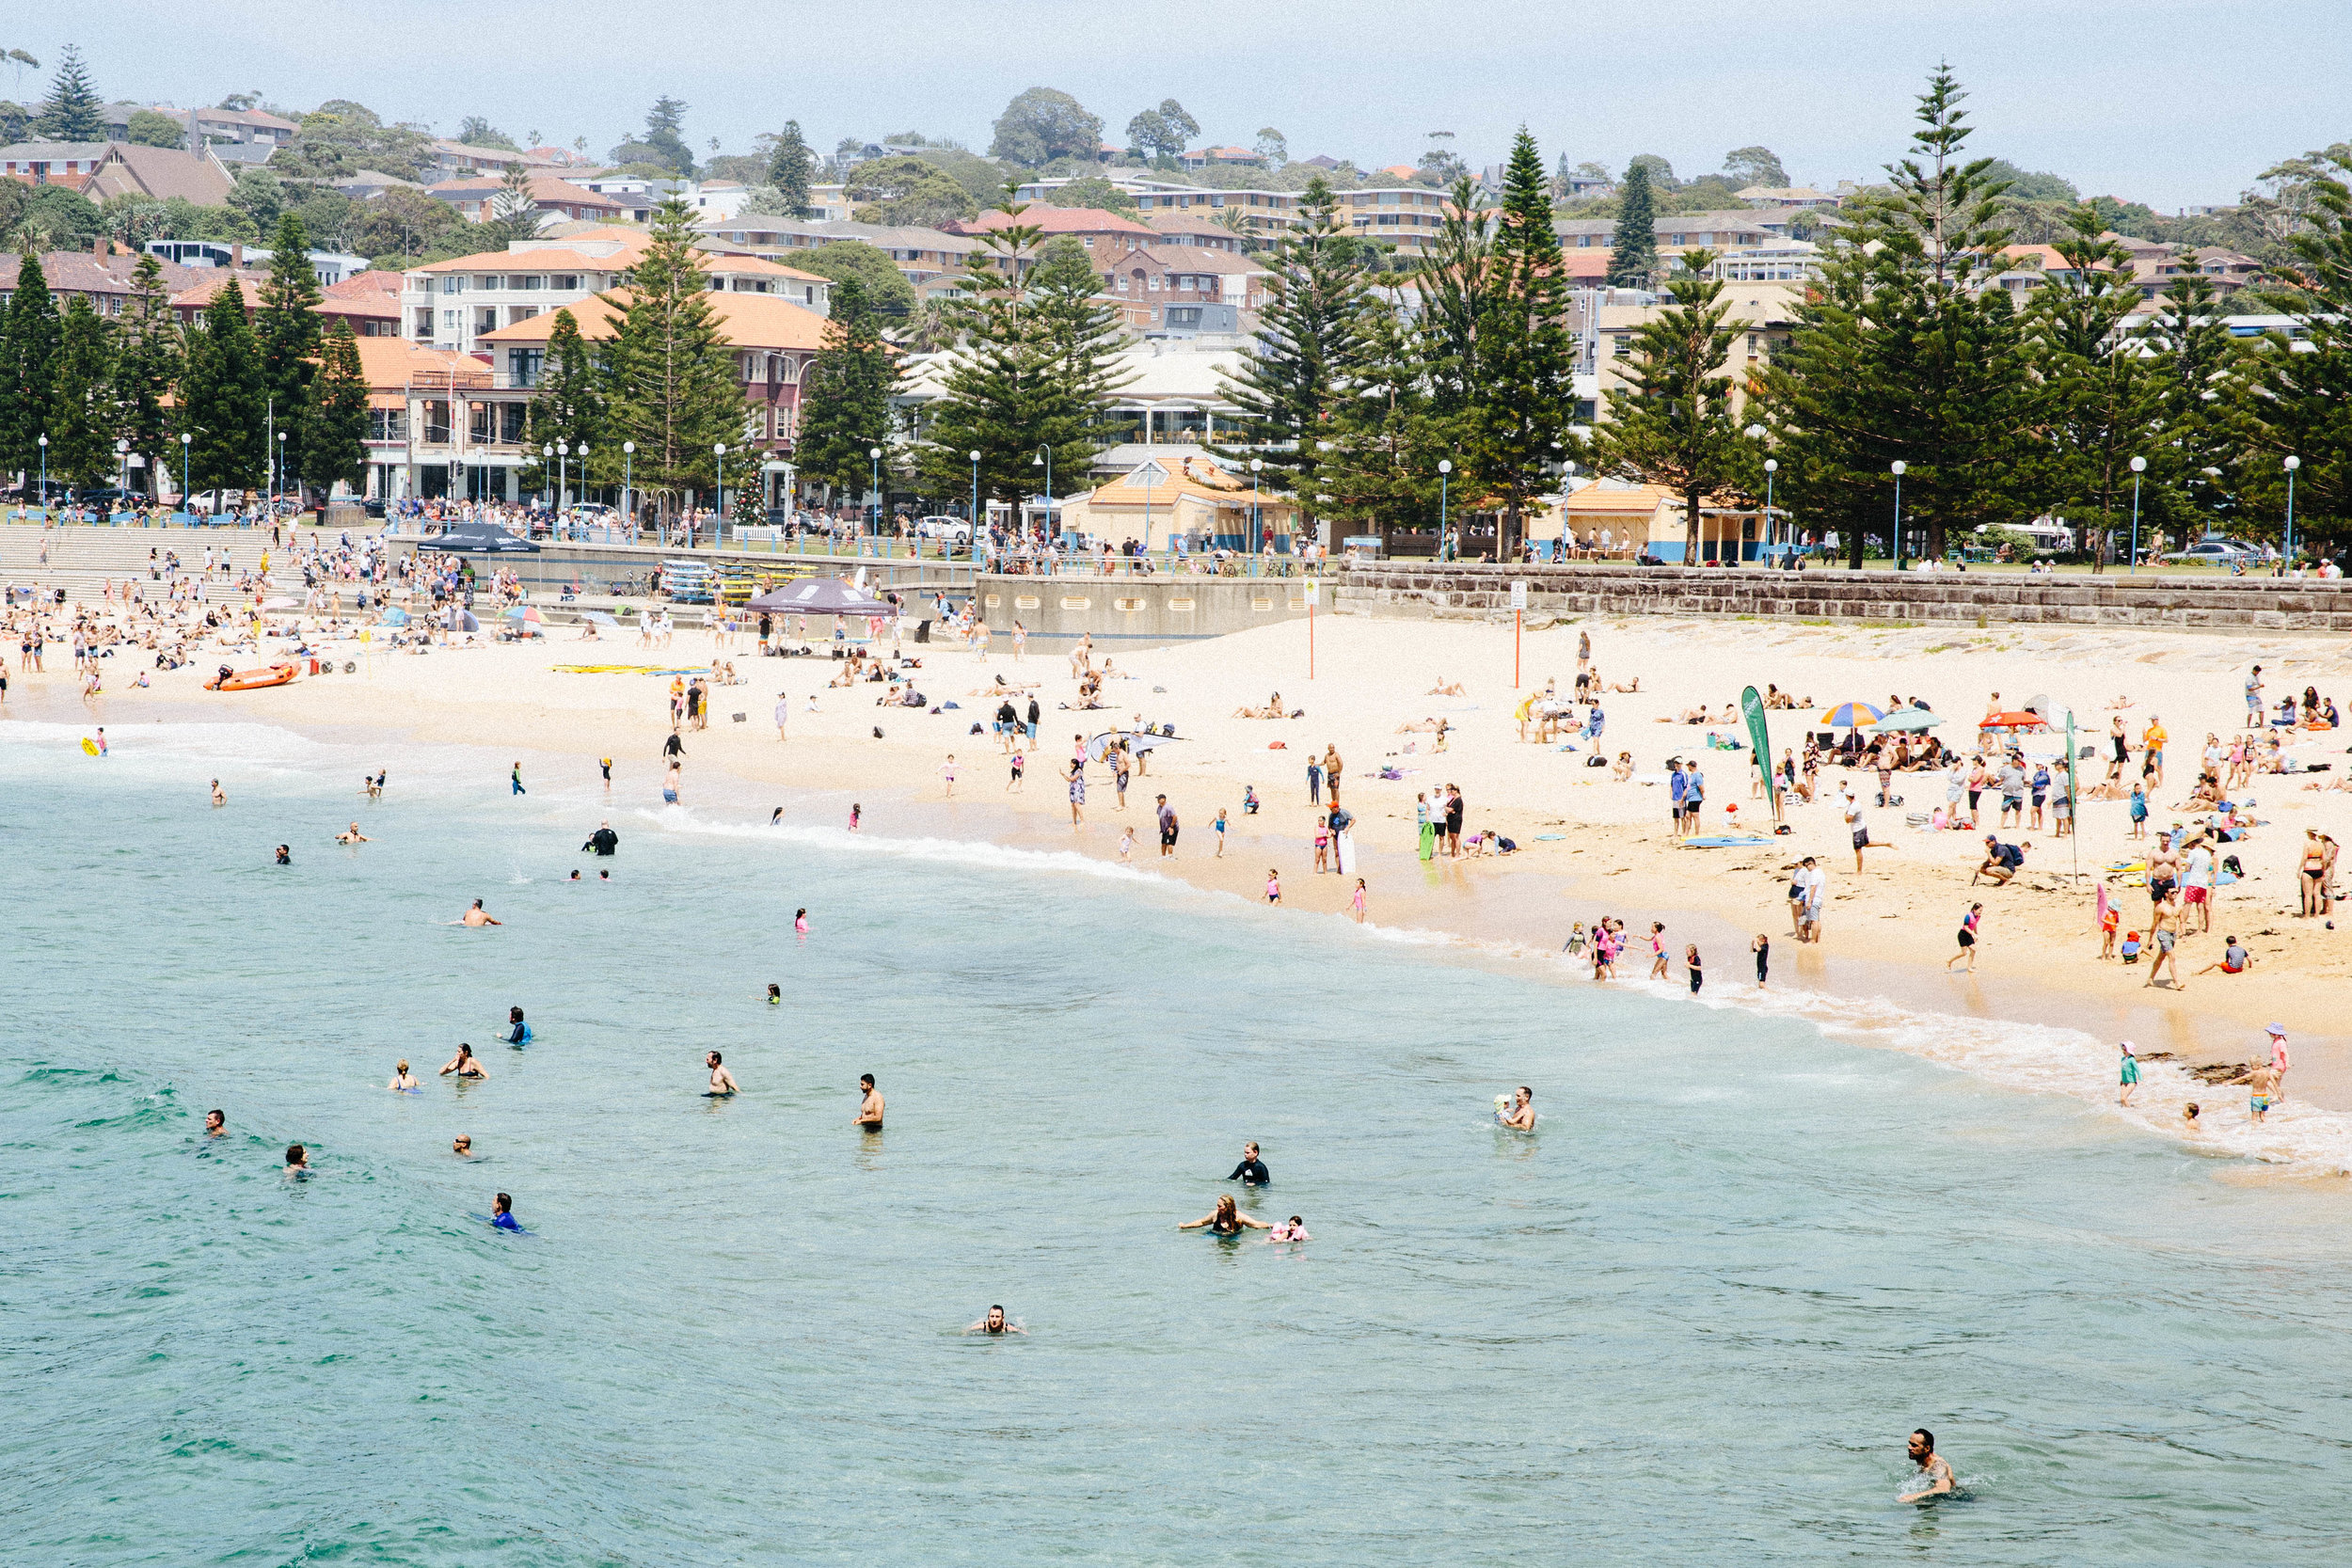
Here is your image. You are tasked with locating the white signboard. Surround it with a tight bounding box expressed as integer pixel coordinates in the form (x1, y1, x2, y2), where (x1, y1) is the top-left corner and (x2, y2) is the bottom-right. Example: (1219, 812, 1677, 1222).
(1510, 580, 1529, 610)
(1303, 578, 1320, 606)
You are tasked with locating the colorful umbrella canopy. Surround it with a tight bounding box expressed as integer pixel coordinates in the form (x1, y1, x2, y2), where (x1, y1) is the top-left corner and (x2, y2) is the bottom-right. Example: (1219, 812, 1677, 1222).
(501, 605, 545, 623)
(1819, 702, 1885, 728)
(378, 608, 410, 626)
(1979, 710, 2049, 729)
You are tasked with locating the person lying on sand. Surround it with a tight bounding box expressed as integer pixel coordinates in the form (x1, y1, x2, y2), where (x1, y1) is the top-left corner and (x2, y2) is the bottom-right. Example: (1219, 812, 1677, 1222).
(1396, 717, 1450, 734)
(1427, 676, 1467, 696)
(1611, 675, 1642, 693)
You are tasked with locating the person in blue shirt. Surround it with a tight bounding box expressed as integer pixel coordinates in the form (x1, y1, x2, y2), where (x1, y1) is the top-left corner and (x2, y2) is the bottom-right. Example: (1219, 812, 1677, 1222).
(2128, 783, 2149, 839)
(489, 1192, 522, 1231)
(503, 1007, 532, 1046)
(1668, 762, 1690, 838)
(2030, 765, 2052, 831)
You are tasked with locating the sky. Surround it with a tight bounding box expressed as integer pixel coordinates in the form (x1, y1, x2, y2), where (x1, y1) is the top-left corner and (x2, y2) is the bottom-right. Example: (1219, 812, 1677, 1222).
(19, 1, 2348, 210)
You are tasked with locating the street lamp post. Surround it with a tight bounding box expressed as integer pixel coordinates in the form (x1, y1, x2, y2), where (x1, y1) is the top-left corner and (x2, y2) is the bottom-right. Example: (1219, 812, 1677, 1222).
(1032, 444, 1054, 549)
(622, 441, 635, 538)
(557, 439, 570, 512)
(541, 444, 553, 511)
(868, 445, 882, 555)
(37, 432, 48, 515)
(1763, 459, 1779, 561)
(1744, 423, 1768, 564)
(181, 431, 192, 513)
(714, 442, 727, 552)
(2286, 453, 2305, 571)
(1890, 460, 1905, 571)
(967, 451, 981, 562)
(573, 444, 587, 518)
(1438, 459, 1453, 562)
(264, 395, 273, 520)
(278, 430, 289, 519)
(2128, 455, 2146, 573)
(1250, 457, 1264, 574)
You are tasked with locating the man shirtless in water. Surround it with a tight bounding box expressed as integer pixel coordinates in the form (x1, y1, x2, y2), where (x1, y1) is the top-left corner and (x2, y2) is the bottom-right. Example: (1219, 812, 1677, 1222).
(1500, 1085, 1536, 1130)
(706, 1052, 739, 1096)
(855, 1073, 884, 1129)
(1899, 1429, 1956, 1502)
(460, 899, 501, 927)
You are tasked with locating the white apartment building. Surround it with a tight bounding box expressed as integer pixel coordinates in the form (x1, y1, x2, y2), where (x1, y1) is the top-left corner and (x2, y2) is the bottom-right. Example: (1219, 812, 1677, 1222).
(404, 235, 830, 357)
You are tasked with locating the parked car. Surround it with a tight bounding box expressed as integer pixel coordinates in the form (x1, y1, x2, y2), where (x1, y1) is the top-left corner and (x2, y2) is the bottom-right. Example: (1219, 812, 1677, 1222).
(914, 515, 972, 542)
(70, 486, 143, 508)
(2166, 540, 2255, 565)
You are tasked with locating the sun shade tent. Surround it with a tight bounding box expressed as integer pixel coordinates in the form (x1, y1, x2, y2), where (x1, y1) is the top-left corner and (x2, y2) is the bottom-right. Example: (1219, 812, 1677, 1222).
(1979, 711, 2051, 731)
(744, 577, 898, 617)
(1866, 708, 1945, 733)
(433, 523, 540, 553)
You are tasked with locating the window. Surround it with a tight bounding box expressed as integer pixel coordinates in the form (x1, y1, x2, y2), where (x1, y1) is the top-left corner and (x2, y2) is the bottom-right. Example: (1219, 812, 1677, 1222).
(1612, 335, 1630, 357)
(1147, 274, 1161, 292)
(478, 275, 501, 291)
(414, 309, 436, 337)
(440, 309, 457, 328)
(508, 347, 544, 388)
(507, 306, 537, 325)
(422, 401, 451, 444)
(474, 308, 498, 334)
(553, 274, 579, 290)
(470, 403, 493, 442)
(441, 276, 465, 293)
(501, 403, 527, 443)
(367, 408, 405, 442)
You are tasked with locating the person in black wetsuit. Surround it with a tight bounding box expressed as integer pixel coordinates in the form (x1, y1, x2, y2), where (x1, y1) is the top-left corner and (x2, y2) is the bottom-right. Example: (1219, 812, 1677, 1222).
(503, 1007, 532, 1045)
(582, 821, 619, 856)
(1225, 1141, 1270, 1185)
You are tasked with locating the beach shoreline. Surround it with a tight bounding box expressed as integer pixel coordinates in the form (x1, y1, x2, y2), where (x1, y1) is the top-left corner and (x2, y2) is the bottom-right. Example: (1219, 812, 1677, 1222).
(21, 603, 2352, 1151)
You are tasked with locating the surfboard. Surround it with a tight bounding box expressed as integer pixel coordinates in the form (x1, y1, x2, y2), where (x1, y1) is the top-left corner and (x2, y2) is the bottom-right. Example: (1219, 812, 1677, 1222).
(81, 737, 99, 755)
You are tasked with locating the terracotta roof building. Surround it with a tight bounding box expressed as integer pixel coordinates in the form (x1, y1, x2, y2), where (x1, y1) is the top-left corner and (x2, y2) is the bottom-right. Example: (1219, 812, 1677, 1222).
(425, 174, 625, 226)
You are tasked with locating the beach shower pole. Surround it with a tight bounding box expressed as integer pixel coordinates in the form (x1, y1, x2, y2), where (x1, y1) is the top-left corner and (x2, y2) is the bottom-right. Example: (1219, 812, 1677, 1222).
(181, 431, 191, 511)
(2285, 455, 2300, 565)
(969, 451, 980, 566)
(868, 445, 881, 555)
(2129, 455, 2145, 573)
(714, 443, 727, 555)
(38, 432, 48, 515)
(623, 441, 634, 538)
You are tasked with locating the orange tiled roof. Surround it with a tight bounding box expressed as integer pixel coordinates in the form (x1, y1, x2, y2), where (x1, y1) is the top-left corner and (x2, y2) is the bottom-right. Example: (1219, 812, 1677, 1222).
(476, 288, 831, 352)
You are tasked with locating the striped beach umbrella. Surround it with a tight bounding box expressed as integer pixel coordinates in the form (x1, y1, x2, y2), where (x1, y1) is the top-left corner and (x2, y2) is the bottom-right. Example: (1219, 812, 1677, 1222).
(1818, 701, 1885, 729)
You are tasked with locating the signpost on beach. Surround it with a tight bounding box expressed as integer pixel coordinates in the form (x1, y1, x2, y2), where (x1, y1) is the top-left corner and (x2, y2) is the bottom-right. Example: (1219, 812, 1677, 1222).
(2065, 709, 2082, 886)
(1740, 686, 1778, 822)
(1511, 581, 1528, 688)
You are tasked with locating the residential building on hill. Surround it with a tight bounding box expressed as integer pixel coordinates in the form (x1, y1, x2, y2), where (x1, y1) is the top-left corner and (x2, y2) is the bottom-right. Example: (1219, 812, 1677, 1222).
(1094, 243, 1268, 333)
(429, 139, 570, 179)
(947, 204, 1158, 251)
(1735, 185, 1841, 209)
(1179, 146, 1265, 170)
(426, 173, 624, 227)
(696, 214, 977, 285)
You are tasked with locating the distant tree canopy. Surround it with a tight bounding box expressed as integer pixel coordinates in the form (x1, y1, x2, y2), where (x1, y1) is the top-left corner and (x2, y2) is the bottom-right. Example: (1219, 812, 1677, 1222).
(794, 241, 918, 318)
(990, 87, 1104, 167)
(844, 155, 978, 229)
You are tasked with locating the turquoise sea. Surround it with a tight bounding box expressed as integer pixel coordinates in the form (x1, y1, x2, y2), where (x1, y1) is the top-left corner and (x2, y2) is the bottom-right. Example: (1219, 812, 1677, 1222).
(5, 720, 2350, 1565)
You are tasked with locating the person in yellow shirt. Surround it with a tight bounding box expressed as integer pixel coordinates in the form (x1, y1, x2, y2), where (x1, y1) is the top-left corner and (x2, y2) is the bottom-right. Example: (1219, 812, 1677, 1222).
(2142, 716, 2169, 786)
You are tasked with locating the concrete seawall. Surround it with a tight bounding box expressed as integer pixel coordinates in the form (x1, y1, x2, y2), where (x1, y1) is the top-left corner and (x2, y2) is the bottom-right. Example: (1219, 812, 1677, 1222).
(975, 574, 1314, 645)
(1337, 562, 2352, 633)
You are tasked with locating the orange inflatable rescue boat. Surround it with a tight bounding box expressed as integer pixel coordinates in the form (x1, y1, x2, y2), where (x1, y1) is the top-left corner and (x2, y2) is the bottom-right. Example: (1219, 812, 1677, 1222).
(205, 663, 299, 692)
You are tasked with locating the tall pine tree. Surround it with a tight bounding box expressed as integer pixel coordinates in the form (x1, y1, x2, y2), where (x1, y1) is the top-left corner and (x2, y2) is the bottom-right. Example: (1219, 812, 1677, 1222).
(601, 197, 744, 515)
(1583, 248, 1752, 560)
(35, 45, 104, 141)
(1319, 302, 1453, 551)
(525, 308, 608, 494)
(2244, 147, 2352, 544)
(1212, 174, 1375, 542)
(796, 275, 898, 500)
(46, 293, 117, 489)
(2023, 208, 2169, 566)
(0, 250, 61, 495)
(1606, 162, 1659, 288)
(2144, 271, 2246, 545)
(767, 121, 816, 217)
(1763, 66, 2029, 565)
(1469, 128, 1578, 559)
(256, 213, 323, 488)
(181, 276, 267, 496)
(116, 253, 182, 499)
(303, 318, 369, 497)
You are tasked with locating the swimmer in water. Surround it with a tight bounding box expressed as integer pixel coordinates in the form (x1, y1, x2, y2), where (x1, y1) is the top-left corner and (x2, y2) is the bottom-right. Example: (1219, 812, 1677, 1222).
(364, 772, 382, 800)
(336, 822, 371, 844)
(503, 1007, 531, 1046)
(771, 806, 785, 825)
(439, 1043, 487, 1079)
(795, 908, 809, 939)
(1498, 1085, 1536, 1130)
(212, 779, 226, 807)
(388, 1059, 420, 1091)
(766, 983, 781, 1005)
(204, 1109, 225, 1137)
(707, 1051, 739, 1096)
(285, 1143, 310, 1173)
(452, 1134, 474, 1157)
(2184, 1101, 2201, 1129)
(1898, 1429, 1956, 1503)
(1226, 1141, 1270, 1185)
(1179, 1194, 1268, 1234)
(489, 1191, 521, 1231)
(1267, 1215, 1311, 1243)
(460, 899, 502, 927)
(964, 1306, 1026, 1336)
(855, 1072, 883, 1129)
(274, 844, 291, 865)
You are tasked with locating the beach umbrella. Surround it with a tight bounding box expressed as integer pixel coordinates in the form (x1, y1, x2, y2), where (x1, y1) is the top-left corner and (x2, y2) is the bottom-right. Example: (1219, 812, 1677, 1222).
(262, 595, 299, 610)
(1979, 710, 2050, 731)
(1866, 708, 1945, 733)
(378, 608, 409, 626)
(443, 609, 480, 633)
(1819, 701, 1885, 729)
(501, 605, 545, 624)
(744, 577, 897, 617)
(581, 610, 619, 627)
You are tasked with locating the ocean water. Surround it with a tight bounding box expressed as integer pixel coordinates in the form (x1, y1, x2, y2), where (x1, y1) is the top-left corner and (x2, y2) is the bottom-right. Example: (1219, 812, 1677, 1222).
(6, 721, 2352, 1566)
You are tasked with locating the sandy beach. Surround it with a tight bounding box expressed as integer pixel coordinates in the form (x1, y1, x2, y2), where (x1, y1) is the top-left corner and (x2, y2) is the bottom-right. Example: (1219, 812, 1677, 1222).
(25, 591, 2352, 1129)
